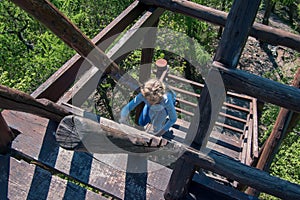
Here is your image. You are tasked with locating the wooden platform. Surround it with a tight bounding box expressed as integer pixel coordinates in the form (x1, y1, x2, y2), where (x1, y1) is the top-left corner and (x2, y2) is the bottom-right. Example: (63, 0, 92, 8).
(1, 110, 170, 199)
(1, 109, 259, 200)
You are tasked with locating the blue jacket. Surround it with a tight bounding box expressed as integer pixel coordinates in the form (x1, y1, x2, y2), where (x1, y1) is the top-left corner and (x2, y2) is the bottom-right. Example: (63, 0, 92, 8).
(120, 92, 177, 131)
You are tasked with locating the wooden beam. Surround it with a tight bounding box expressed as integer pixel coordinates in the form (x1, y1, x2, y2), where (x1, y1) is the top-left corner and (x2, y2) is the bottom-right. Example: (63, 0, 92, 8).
(184, 150, 300, 200)
(139, 0, 300, 52)
(11, 0, 139, 93)
(250, 22, 300, 52)
(55, 115, 172, 153)
(215, 63, 300, 113)
(54, 108, 300, 200)
(0, 85, 70, 122)
(31, 0, 146, 101)
(191, 172, 259, 200)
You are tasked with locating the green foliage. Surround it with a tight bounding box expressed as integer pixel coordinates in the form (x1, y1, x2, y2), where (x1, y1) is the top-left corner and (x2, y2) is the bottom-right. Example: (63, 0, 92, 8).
(0, 0, 74, 92)
(0, 0, 133, 93)
(259, 65, 300, 199)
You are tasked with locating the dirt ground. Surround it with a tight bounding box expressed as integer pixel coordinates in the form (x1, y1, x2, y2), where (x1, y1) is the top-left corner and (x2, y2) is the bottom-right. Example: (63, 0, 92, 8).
(239, 11, 300, 80)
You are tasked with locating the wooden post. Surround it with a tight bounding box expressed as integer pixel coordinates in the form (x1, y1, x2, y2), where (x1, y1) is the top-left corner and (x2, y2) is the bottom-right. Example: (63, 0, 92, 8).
(135, 19, 160, 124)
(155, 58, 168, 81)
(140, 20, 160, 83)
(0, 113, 13, 154)
(246, 67, 300, 196)
(164, 0, 261, 199)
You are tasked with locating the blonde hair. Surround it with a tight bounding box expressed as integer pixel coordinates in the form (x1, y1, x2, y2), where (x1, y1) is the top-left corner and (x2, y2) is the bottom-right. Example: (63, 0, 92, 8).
(141, 78, 166, 104)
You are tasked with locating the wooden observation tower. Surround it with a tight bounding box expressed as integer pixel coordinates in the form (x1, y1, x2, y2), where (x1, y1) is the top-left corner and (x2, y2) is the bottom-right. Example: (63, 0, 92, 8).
(1, 0, 300, 199)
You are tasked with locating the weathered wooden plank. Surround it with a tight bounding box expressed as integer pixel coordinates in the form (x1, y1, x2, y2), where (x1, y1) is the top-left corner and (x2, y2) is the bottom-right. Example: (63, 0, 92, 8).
(55, 115, 172, 153)
(256, 112, 296, 172)
(2, 110, 170, 199)
(171, 125, 241, 159)
(207, 142, 240, 160)
(139, 20, 159, 83)
(164, 156, 196, 200)
(216, 63, 300, 113)
(136, 21, 159, 124)
(175, 107, 194, 117)
(0, 154, 102, 200)
(31, 1, 146, 101)
(167, 73, 254, 101)
(210, 131, 241, 151)
(0, 85, 70, 122)
(167, 73, 204, 88)
(240, 130, 248, 164)
(107, 7, 164, 63)
(246, 102, 254, 166)
(250, 22, 300, 52)
(239, 113, 251, 163)
(139, 0, 300, 52)
(57, 66, 100, 105)
(176, 97, 198, 108)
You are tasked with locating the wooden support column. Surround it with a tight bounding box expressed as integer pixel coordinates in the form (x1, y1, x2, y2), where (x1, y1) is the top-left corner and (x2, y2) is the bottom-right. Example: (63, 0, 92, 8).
(140, 20, 159, 83)
(135, 19, 160, 124)
(164, 0, 261, 199)
(246, 67, 300, 196)
(0, 113, 12, 154)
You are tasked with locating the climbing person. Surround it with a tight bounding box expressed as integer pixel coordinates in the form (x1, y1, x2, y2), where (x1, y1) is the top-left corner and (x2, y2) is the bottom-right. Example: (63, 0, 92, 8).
(119, 78, 177, 137)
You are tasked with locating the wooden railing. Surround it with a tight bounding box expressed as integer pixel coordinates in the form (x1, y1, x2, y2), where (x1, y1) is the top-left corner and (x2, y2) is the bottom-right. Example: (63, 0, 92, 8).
(1, 0, 299, 199)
